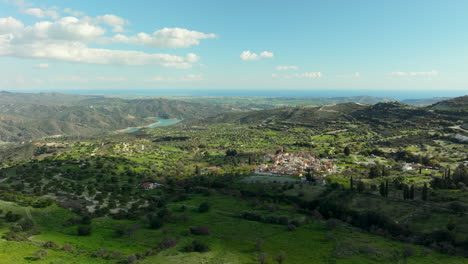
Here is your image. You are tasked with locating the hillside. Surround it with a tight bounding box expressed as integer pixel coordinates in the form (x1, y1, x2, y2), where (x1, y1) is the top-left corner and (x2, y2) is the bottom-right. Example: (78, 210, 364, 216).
(428, 95, 468, 111)
(0, 93, 229, 142)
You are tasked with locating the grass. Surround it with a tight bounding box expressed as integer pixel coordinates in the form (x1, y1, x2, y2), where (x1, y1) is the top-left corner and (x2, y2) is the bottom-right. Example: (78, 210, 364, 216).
(1, 190, 468, 264)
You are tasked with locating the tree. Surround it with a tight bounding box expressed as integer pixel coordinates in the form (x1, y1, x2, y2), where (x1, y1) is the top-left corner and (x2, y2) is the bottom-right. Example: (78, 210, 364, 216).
(77, 225, 91, 236)
(35, 249, 48, 260)
(422, 183, 428, 201)
(403, 185, 409, 200)
(385, 180, 389, 198)
(369, 166, 381, 179)
(357, 181, 365, 193)
(379, 182, 385, 197)
(198, 202, 211, 213)
(255, 239, 264, 251)
(344, 146, 351, 156)
(258, 252, 268, 264)
(350, 176, 354, 190)
(149, 217, 164, 229)
(275, 251, 286, 264)
(409, 185, 415, 200)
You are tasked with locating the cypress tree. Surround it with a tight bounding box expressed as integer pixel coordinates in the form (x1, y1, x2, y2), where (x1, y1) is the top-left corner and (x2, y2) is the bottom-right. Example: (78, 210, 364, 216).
(422, 183, 428, 201)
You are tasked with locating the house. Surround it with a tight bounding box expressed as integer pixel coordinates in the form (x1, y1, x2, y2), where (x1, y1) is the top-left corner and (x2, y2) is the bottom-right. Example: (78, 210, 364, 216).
(140, 182, 162, 190)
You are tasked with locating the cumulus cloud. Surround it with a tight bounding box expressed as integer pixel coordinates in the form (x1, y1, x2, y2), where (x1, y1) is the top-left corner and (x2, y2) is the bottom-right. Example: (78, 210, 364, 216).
(54, 76, 88, 82)
(240, 50, 274, 61)
(107, 27, 216, 48)
(34, 63, 49, 68)
(0, 16, 204, 68)
(182, 74, 203, 81)
(276, 65, 298, 71)
(391, 70, 439, 77)
(96, 76, 128, 82)
(84, 14, 129, 33)
(273, 72, 323, 79)
(147, 74, 204, 82)
(299, 72, 323, 78)
(23, 8, 60, 19)
(63, 8, 85, 17)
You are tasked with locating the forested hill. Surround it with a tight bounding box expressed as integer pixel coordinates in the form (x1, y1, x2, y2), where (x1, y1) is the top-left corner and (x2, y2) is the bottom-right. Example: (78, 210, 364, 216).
(428, 95, 468, 111)
(0, 93, 229, 142)
(190, 97, 468, 132)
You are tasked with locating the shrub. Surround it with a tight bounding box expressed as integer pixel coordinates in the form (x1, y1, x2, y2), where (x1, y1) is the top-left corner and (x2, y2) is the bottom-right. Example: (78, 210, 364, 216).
(62, 244, 73, 251)
(189, 226, 210, 236)
(183, 240, 210, 253)
(77, 225, 91, 236)
(287, 224, 297, 231)
(403, 246, 414, 258)
(198, 202, 211, 213)
(149, 218, 164, 229)
(35, 249, 48, 260)
(43, 241, 59, 249)
(159, 237, 178, 250)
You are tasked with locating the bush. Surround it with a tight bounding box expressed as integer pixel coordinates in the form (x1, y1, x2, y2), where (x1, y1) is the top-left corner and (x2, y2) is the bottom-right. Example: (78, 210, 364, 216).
(77, 225, 91, 236)
(189, 226, 210, 236)
(149, 217, 164, 229)
(287, 224, 297, 231)
(35, 249, 48, 260)
(159, 237, 178, 250)
(198, 202, 211, 213)
(62, 244, 73, 251)
(183, 240, 210, 253)
(43, 241, 59, 249)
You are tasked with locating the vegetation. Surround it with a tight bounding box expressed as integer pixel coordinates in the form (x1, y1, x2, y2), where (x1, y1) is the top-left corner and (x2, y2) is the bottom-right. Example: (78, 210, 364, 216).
(0, 95, 467, 263)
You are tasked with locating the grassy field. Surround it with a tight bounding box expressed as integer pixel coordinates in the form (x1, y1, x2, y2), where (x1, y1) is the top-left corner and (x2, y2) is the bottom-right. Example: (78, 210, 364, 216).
(1, 193, 468, 264)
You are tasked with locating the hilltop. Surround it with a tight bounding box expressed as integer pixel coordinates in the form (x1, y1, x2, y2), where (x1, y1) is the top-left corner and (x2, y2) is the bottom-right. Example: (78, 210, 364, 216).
(428, 95, 468, 111)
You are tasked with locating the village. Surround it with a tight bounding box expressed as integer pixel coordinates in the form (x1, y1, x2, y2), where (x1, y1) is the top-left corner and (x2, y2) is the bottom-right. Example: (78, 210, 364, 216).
(253, 152, 335, 180)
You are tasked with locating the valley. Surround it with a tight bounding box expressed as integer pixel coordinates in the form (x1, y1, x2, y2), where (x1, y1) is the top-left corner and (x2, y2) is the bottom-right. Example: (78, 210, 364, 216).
(0, 95, 466, 263)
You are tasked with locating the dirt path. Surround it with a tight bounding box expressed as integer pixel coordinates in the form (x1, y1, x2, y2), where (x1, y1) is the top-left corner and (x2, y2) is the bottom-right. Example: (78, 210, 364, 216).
(0, 177, 9, 183)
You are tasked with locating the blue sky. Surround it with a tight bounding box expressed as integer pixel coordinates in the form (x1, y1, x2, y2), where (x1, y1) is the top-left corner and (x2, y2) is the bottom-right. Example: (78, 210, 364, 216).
(0, 0, 467, 95)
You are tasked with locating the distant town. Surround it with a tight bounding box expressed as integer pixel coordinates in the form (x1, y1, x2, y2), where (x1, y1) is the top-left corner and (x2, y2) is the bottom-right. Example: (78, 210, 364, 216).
(254, 152, 334, 179)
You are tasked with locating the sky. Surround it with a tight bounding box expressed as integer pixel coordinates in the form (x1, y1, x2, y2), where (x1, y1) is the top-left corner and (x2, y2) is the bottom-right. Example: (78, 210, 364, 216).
(0, 0, 467, 95)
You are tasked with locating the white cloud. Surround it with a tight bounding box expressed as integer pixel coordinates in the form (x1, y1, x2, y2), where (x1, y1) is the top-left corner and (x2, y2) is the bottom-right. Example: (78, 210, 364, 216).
(337, 72, 361, 78)
(391, 70, 439, 77)
(0, 16, 203, 68)
(54, 76, 88, 82)
(147, 74, 204, 82)
(276, 65, 298, 71)
(240, 50, 274, 61)
(182, 74, 203, 81)
(273, 72, 323, 79)
(0, 16, 24, 33)
(96, 76, 128, 82)
(299, 72, 322, 78)
(23, 8, 60, 19)
(26, 17, 106, 41)
(63, 8, 85, 17)
(84, 14, 129, 33)
(107, 27, 216, 48)
(260, 51, 273, 58)
(34, 63, 49, 68)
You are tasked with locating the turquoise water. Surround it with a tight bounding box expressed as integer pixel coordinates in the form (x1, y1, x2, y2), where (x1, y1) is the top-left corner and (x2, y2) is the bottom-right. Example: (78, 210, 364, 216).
(124, 118, 182, 132)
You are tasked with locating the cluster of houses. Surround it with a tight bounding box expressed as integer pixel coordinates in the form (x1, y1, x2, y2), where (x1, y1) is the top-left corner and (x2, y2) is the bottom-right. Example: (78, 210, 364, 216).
(139, 182, 163, 190)
(253, 152, 334, 178)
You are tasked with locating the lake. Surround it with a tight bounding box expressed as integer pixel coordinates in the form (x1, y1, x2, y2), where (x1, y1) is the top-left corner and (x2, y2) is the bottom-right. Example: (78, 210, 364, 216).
(123, 118, 182, 132)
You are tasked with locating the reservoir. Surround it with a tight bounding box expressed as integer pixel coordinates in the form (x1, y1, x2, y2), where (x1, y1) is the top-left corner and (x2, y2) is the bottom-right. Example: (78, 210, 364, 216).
(123, 118, 182, 132)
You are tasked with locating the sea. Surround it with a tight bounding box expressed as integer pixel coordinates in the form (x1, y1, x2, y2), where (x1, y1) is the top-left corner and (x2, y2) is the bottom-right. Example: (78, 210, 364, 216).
(11, 89, 468, 100)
